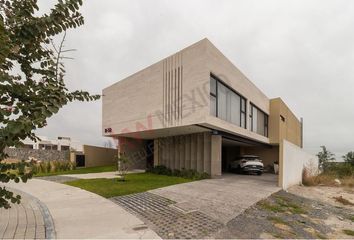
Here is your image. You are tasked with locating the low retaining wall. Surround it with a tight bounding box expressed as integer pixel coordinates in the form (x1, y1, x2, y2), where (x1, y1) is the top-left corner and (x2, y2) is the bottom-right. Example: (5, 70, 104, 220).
(280, 140, 318, 189)
(4, 147, 70, 161)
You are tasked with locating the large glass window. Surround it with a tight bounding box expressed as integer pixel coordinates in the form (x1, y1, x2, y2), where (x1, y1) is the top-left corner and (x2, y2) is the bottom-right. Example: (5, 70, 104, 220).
(250, 104, 269, 137)
(210, 75, 247, 129)
(210, 76, 217, 116)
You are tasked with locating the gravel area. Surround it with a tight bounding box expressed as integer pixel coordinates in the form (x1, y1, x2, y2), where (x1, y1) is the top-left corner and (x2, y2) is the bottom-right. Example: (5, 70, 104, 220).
(211, 190, 354, 239)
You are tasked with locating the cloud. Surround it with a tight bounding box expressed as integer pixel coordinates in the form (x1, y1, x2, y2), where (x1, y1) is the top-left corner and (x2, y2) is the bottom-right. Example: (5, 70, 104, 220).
(35, 0, 354, 159)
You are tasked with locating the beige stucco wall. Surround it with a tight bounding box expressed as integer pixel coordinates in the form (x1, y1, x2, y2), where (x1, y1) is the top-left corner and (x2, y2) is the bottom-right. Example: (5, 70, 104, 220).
(269, 98, 302, 147)
(82, 145, 117, 168)
(102, 39, 275, 145)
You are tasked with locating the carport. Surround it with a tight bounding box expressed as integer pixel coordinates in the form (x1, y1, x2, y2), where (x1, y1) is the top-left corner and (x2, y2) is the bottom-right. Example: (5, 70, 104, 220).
(220, 134, 279, 183)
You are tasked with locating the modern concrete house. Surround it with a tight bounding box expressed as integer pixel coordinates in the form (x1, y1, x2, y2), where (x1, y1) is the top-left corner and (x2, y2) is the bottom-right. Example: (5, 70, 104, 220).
(103, 39, 316, 188)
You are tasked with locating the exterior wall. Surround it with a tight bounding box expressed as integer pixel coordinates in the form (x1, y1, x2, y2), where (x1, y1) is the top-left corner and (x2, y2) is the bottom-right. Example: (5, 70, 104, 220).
(4, 147, 69, 161)
(279, 140, 318, 189)
(102, 39, 274, 144)
(241, 146, 279, 169)
(269, 98, 302, 147)
(102, 40, 209, 138)
(205, 39, 270, 115)
(82, 145, 117, 168)
(155, 132, 222, 176)
(118, 137, 148, 169)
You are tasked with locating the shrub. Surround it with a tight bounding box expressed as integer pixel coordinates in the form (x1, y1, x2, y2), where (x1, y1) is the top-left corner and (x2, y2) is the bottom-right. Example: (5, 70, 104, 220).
(30, 160, 76, 175)
(147, 165, 210, 180)
(302, 164, 354, 187)
(324, 163, 354, 178)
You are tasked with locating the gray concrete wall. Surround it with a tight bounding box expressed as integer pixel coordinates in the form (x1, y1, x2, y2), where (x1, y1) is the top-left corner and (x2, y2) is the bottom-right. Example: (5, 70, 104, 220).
(118, 137, 148, 170)
(4, 147, 69, 161)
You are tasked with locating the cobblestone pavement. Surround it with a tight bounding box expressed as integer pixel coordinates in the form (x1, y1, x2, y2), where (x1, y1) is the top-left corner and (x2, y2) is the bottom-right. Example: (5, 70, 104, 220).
(0, 188, 54, 239)
(111, 192, 223, 239)
(35, 175, 78, 183)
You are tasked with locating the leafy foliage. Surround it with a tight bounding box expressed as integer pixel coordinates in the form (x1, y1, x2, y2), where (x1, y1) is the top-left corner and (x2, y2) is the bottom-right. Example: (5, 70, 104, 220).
(147, 165, 210, 180)
(343, 151, 354, 166)
(316, 146, 335, 170)
(31, 160, 76, 175)
(0, 0, 100, 208)
(116, 155, 130, 181)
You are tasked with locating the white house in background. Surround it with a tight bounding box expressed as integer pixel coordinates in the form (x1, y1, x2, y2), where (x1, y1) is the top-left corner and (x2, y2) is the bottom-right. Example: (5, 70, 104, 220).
(21, 136, 83, 151)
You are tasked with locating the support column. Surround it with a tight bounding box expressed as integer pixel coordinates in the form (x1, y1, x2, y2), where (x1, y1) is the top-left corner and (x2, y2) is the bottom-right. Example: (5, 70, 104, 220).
(210, 135, 222, 177)
(153, 139, 159, 166)
(203, 133, 211, 174)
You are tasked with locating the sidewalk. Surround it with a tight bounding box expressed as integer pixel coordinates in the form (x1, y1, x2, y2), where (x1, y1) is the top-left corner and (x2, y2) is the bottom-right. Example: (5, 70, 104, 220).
(62, 169, 145, 179)
(4, 179, 160, 239)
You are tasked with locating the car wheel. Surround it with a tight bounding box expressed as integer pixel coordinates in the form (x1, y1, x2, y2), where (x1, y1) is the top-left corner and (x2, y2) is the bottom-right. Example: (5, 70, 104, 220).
(257, 172, 262, 175)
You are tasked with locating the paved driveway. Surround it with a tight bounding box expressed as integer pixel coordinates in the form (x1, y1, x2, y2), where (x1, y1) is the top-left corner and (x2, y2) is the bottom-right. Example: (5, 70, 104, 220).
(150, 173, 280, 224)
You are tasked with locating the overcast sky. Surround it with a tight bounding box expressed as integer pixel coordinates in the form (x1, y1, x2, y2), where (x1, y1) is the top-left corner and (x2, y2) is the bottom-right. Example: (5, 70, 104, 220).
(36, 0, 354, 159)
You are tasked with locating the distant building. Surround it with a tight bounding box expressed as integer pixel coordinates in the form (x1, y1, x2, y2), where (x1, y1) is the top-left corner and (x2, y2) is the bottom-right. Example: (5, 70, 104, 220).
(21, 136, 83, 152)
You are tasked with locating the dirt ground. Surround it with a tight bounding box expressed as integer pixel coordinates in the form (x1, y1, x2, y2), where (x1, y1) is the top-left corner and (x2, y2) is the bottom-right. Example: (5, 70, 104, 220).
(210, 187, 354, 239)
(289, 185, 354, 211)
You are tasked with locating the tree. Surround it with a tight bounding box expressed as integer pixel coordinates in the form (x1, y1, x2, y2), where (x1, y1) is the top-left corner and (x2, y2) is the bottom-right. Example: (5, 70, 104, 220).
(0, 0, 100, 208)
(115, 154, 130, 181)
(316, 146, 335, 170)
(342, 151, 354, 166)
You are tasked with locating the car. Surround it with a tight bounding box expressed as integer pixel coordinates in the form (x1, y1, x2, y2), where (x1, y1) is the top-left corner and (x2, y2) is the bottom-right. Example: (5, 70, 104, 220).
(229, 155, 264, 175)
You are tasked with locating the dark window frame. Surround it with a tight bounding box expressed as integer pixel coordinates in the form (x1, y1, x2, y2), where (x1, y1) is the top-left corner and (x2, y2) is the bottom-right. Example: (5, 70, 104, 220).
(250, 103, 269, 137)
(210, 74, 247, 129)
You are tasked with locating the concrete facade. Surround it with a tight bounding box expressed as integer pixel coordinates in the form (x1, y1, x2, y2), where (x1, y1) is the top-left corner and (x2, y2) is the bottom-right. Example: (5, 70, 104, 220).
(279, 140, 318, 189)
(103, 38, 310, 187)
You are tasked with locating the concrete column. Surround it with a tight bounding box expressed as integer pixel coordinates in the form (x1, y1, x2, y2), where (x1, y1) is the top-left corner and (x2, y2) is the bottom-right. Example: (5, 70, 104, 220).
(203, 133, 211, 174)
(211, 135, 222, 177)
(153, 139, 159, 166)
(190, 134, 197, 170)
(185, 135, 191, 169)
(179, 135, 185, 170)
(197, 133, 204, 172)
(174, 136, 179, 170)
(168, 137, 174, 169)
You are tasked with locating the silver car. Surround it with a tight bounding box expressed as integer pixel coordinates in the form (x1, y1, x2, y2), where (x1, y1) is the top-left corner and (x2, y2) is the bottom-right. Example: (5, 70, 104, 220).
(229, 155, 264, 175)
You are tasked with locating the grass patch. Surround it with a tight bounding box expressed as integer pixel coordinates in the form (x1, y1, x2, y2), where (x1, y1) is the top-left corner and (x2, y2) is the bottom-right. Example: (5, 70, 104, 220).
(343, 229, 354, 236)
(333, 196, 354, 206)
(267, 216, 289, 225)
(65, 172, 193, 198)
(35, 165, 116, 177)
(349, 215, 354, 222)
(258, 200, 285, 213)
(259, 195, 307, 214)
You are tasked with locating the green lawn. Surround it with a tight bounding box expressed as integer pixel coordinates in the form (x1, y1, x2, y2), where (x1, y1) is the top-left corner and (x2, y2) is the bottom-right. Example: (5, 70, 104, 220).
(34, 165, 116, 177)
(65, 173, 193, 198)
